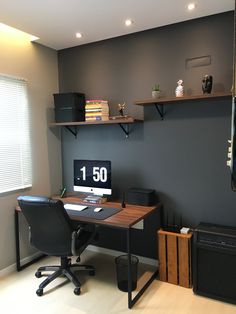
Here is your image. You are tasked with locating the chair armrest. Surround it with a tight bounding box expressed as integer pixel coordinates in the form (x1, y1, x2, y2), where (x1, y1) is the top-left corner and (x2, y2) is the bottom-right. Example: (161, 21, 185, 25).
(71, 230, 80, 256)
(71, 226, 96, 257)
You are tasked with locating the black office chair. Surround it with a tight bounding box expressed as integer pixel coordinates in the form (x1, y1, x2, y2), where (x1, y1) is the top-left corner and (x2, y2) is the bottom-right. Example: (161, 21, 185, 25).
(17, 195, 96, 296)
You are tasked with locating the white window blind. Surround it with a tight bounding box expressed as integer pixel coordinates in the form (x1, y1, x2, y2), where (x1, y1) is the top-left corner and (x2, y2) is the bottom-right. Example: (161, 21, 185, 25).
(0, 74, 32, 193)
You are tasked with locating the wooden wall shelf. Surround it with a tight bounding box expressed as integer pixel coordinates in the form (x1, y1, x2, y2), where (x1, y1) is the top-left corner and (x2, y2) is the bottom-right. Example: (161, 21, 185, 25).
(134, 92, 232, 120)
(49, 116, 143, 138)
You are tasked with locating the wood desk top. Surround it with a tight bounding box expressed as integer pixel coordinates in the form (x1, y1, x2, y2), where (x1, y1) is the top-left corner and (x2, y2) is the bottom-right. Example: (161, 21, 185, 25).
(16, 196, 161, 229)
(53, 196, 161, 229)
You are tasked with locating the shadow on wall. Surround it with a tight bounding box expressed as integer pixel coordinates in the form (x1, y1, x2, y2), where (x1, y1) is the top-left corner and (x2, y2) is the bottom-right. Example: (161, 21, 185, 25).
(112, 168, 145, 201)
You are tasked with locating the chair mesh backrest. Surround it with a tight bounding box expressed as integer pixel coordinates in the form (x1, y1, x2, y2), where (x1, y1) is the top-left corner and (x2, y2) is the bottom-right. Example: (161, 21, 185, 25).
(17, 196, 74, 257)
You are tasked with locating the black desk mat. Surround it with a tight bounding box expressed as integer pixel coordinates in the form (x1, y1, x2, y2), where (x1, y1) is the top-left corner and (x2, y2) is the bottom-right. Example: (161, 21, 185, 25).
(65, 204, 122, 220)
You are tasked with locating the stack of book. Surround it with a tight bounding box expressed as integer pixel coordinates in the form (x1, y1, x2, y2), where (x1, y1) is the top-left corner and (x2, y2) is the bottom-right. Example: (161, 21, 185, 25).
(85, 100, 109, 121)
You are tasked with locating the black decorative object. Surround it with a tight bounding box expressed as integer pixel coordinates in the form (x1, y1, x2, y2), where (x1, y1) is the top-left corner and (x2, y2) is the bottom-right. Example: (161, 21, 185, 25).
(202, 75, 213, 94)
(118, 103, 125, 116)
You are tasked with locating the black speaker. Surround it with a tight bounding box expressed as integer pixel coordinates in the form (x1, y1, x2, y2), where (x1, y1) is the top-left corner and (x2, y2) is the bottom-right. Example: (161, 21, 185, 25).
(53, 92, 85, 122)
(193, 222, 236, 304)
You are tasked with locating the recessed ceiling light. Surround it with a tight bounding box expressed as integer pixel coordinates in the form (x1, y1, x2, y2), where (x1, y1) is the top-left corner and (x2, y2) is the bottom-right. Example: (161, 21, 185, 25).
(187, 3, 196, 11)
(125, 19, 133, 27)
(76, 32, 82, 39)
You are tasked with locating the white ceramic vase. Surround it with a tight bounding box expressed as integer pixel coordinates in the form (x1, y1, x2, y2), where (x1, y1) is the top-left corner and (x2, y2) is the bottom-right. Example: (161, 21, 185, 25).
(152, 90, 160, 98)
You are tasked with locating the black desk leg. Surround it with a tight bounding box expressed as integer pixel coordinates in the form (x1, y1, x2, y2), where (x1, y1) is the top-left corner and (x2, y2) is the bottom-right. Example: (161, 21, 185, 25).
(14, 210, 21, 271)
(127, 228, 132, 309)
(126, 227, 159, 309)
(14, 210, 45, 271)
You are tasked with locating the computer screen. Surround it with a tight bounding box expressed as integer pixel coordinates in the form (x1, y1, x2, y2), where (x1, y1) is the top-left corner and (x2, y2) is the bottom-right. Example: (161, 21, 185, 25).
(73, 159, 112, 196)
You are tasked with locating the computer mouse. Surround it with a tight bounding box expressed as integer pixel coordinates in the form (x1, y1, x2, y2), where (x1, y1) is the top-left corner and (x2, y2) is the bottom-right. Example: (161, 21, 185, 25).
(94, 207, 102, 212)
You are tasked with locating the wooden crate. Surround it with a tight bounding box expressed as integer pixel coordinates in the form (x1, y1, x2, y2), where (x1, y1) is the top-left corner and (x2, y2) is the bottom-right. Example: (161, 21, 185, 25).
(158, 229, 192, 288)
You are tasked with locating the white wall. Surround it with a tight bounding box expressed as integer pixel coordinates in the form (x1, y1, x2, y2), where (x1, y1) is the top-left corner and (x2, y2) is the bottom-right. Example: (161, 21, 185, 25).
(0, 32, 61, 270)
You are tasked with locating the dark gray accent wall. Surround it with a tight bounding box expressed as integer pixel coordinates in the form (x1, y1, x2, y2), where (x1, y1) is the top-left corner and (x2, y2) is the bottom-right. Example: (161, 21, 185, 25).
(58, 12, 236, 238)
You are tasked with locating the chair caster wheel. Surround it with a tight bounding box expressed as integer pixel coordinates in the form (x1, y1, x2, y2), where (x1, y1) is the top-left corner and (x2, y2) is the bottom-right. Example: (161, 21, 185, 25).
(35, 271, 42, 278)
(36, 288, 43, 296)
(89, 270, 95, 276)
(74, 287, 81, 295)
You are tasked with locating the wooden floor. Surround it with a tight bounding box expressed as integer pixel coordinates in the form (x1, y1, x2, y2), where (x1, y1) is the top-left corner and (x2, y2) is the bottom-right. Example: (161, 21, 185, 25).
(1, 250, 236, 314)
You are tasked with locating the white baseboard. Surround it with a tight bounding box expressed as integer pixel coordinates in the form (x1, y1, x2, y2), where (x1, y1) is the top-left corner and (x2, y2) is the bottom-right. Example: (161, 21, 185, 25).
(87, 245, 158, 267)
(0, 248, 157, 278)
(0, 252, 42, 278)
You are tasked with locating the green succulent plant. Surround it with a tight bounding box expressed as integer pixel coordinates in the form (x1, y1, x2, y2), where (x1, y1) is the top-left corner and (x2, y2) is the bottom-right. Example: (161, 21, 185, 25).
(152, 84, 160, 91)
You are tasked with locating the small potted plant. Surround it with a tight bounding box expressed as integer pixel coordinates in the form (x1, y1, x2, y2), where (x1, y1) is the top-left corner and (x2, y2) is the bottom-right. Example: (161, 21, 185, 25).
(152, 84, 160, 98)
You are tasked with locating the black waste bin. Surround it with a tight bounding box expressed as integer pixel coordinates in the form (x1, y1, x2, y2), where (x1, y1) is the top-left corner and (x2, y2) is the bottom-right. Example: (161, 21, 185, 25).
(115, 255, 139, 292)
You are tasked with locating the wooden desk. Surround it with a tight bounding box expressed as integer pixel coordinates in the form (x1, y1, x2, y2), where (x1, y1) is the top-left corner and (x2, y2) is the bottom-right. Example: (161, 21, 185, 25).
(15, 197, 161, 309)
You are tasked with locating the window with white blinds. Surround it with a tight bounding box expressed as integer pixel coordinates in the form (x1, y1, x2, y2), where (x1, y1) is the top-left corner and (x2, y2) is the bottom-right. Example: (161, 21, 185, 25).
(0, 74, 32, 193)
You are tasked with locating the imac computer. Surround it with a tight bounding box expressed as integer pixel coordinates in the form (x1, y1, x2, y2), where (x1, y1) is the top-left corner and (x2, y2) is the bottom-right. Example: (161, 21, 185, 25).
(73, 159, 112, 196)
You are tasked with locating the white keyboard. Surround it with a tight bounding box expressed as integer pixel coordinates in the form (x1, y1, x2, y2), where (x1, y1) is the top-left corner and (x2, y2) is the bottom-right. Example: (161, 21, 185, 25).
(64, 203, 88, 211)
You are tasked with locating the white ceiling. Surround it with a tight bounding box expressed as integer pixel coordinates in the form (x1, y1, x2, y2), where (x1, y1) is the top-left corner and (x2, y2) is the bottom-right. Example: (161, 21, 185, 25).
(0, 0, 234, 50)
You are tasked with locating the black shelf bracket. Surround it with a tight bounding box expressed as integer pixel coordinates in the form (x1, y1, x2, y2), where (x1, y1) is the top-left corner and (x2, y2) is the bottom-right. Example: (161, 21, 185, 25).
(154, 103, 164, 120)
(118, 123, 130, 138)
(65, 126, 78, 138)
(62, 122, 133, 138)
